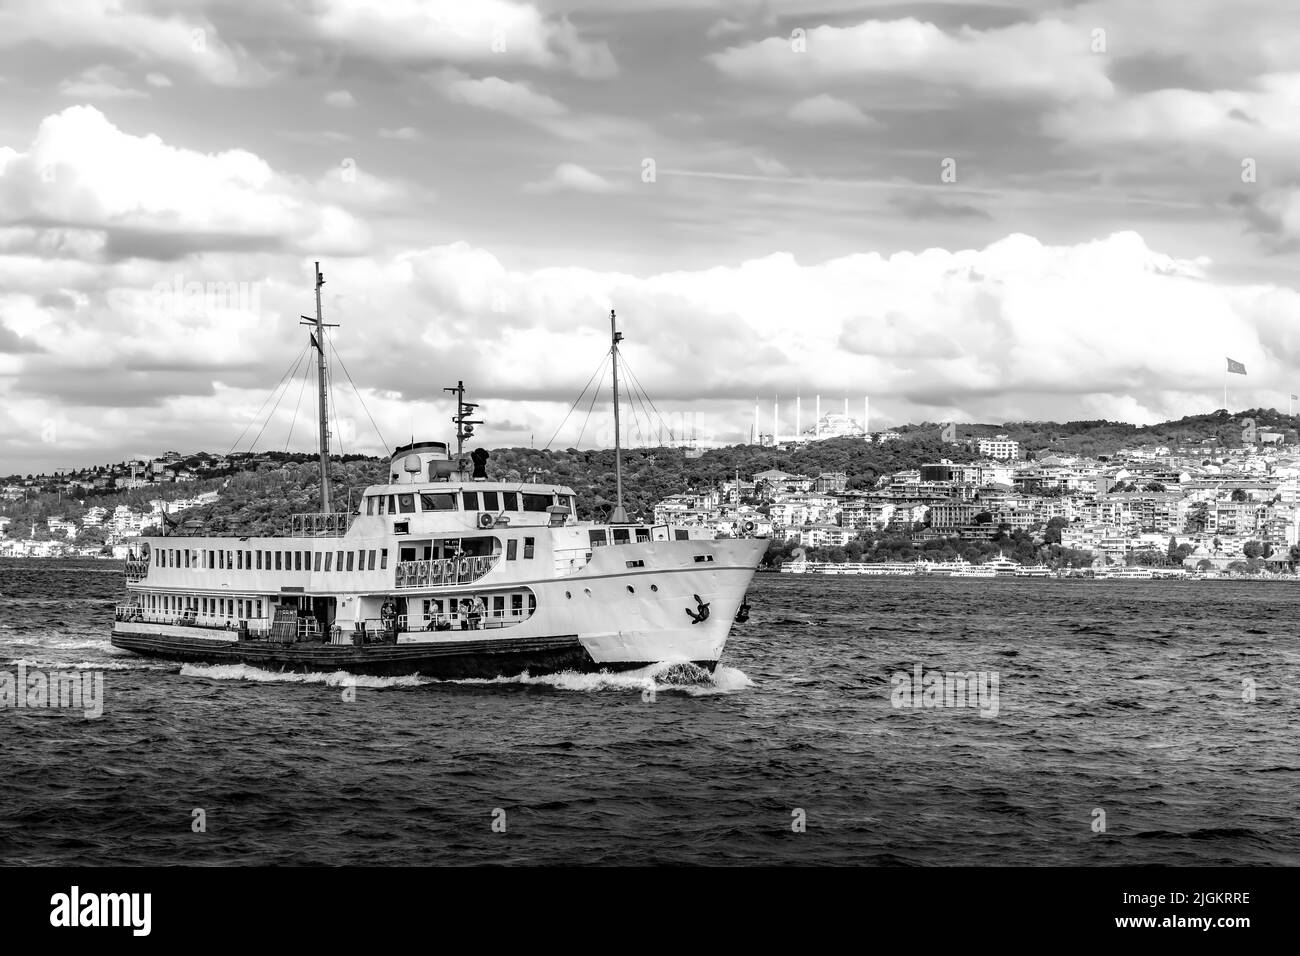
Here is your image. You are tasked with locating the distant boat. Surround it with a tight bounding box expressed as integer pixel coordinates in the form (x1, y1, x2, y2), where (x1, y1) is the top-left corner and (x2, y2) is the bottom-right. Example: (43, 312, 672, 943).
(1094, 566, 1154, 580)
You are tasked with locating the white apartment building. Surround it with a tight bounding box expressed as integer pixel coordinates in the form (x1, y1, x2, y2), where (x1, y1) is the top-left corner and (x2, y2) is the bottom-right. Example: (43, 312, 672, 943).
(978, 435, 1020, 460)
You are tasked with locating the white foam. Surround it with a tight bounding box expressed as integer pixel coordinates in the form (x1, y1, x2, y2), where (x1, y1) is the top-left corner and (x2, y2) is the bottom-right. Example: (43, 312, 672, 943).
(179, 663, 428, 688)
(440, 661, 754, 696)
(4, 657, 167, 671)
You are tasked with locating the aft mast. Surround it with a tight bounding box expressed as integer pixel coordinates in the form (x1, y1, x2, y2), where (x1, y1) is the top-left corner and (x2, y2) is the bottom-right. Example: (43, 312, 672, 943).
(300, 262, 337, 513)
(610, 309, 629, 523)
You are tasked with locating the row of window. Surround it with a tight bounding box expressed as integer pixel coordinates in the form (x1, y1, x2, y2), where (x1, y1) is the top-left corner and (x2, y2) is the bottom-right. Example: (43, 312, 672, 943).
(145, 593, 264, 618)
(420, 593, 537, 617)
(366, 490, 573, 516)
(154, 546, 389, 573)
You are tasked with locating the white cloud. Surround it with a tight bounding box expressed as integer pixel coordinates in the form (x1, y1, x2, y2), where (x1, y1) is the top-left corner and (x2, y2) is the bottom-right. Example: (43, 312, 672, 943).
(59, 65, 148, 99)
(324, 89, 356, 108)
(379, 126, 422, 141)
(524, 163, 619, 194)
(432, 70, 566, 119)
(787, 94, 878, 127)
(313, 0, 617, 78)
(0, 106, 372, 257)
(0, 0, 264, 86)
(145, 72, 172, 88)
(711, 17, 1114, 100)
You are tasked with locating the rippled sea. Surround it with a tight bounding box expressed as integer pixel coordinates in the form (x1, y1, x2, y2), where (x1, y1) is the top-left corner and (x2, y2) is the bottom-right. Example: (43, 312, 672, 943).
(2, 557, 1298, 866)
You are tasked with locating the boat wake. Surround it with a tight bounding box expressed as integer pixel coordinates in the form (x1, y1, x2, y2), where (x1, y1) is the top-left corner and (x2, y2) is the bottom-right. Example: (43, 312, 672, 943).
(442, 662, 754, 696)
(4, 656, 170, 671)
(171, 661, 754, 696)
(179, 663, 428, 688)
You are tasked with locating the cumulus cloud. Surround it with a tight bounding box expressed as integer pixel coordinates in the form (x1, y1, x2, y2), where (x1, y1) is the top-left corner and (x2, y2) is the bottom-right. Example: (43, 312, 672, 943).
(8, 229, 1299, 473)
(710, 17, 1114, 100)
(523, 163, 620, 194)
(323, 89, 356, 108)
(0, 106, 373, 260)
(313, 0, 617, 78)
(0, 0, 265, 86)
(787, 94, 878, 127)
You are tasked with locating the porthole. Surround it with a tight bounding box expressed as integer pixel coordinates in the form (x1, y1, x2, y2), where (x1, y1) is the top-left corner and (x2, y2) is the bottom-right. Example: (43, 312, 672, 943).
(650, 584, 658, 592)
(627, 585, 635, 593)
(584, 587, 592, 596)
(565, 591, 572, 599)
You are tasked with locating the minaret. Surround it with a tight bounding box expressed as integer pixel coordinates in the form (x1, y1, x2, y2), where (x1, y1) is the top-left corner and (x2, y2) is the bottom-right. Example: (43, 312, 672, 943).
(754, 398, 760, 445)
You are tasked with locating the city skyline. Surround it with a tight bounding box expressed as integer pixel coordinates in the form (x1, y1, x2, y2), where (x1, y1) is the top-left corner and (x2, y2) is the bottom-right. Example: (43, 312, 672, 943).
(3, 0, 1300, 475)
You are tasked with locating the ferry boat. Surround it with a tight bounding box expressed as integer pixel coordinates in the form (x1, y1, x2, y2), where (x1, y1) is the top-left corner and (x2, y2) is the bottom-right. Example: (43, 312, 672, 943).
(1093, 565, 1154, 580)
(111, 268, 766, 679)
(780, 560, 921, 576)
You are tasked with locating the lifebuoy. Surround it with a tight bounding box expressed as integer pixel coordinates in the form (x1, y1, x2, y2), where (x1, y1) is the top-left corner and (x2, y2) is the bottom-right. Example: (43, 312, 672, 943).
(477, 512, 495, 529)
(459, 557, 472, 578)
(743, 520, 756, 533)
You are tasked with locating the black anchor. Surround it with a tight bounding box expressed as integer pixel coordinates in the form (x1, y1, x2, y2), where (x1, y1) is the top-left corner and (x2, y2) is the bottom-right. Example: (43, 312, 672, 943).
(685, 594, 710, 624)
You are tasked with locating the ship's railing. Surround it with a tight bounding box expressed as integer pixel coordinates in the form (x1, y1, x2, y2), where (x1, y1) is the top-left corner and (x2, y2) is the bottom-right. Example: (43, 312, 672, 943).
(124, 559, 149, 582)
(394, 554, 499, 589)
(395, 606, 530, 632)
(113, 604, 271, 633)
(289, 512, 352, 536)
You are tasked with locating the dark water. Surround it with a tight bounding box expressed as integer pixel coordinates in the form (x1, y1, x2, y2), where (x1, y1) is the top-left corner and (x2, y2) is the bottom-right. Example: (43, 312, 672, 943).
(1, 558, 1297, 865)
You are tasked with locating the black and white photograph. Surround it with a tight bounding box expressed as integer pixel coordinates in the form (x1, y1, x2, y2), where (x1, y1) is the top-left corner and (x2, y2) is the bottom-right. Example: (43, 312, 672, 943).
(0, 0, 1293, 933)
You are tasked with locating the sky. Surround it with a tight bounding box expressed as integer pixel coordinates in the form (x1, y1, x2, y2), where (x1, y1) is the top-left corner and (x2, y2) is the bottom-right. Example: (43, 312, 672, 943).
(3, 0, 1300, 475)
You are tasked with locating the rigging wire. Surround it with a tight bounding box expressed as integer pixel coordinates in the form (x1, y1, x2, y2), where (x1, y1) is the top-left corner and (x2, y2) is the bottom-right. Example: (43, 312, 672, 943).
(246, 343, 311, 454)
(573, 360, 609, 449)
(227, 342, 310, 456)
(541, 349, 612, 452)
(620, 355, 678, 443)
(330, 339, 389, 452)
(284, 346, 313, 452)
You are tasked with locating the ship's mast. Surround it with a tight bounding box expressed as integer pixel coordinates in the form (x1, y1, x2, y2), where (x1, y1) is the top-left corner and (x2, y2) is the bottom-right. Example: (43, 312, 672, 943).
(300, 262, 337, 513)
(610, 309, 629, 523)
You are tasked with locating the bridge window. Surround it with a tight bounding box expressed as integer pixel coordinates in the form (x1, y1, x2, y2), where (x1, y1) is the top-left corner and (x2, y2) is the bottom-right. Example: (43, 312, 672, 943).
(387, 494, 396, 513)
(613, 528, 630, 545)
(674, 530, 689, 541)
(589, 529, 607, 548)
(398, 494, 415, 514)
(523, 537, 535, 559)
(378, 496, 387, 515)
(325, 551, 333, 571)
(275, 552, 282, 570)
(636, 529, 651, 542)
(380, 549, 388, 570)
(506, 539, 517, 561)
(346, 552, 354, 571)
(483, 491, 499, 510)
(511, 594, 523, 614)
(522, 493, 551, 512)
(366, 496, 375, 515)
(504, 492, 519, 510)
(462, 491, 480, 510)
(420, 492, 456, 511)
(368, 550, 376, 570)
(314, 552, 322, 572)
(336, 550, 344, 570)
(394, 520, 409, 534)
